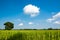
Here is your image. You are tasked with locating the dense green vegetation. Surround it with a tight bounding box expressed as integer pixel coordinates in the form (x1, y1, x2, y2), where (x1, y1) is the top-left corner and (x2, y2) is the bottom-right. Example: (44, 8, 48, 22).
(4, 22, 14, 30)
(0, 30, 60, 40)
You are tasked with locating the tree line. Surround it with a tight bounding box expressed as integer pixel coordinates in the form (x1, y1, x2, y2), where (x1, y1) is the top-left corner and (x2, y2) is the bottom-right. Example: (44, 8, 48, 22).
(0, 22, 60, 30)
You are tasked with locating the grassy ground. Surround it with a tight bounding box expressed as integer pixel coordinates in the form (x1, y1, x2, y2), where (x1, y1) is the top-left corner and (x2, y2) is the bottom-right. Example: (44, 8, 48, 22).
(0, 30, 60, 40)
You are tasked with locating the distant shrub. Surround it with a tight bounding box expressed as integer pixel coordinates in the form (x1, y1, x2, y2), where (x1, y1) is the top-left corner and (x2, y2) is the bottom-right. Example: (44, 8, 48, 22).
(48, 28, 53, 30)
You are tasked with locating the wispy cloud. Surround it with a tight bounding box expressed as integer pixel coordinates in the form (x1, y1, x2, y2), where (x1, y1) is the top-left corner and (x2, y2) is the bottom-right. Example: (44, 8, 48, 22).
(54, 21, 60, 24)
(47, 12, 60, 24)
(23, 4, 40, 17)
(14, 19, 21, 22)
(18, 23, 24, 26)
(28, 22, 33, 25)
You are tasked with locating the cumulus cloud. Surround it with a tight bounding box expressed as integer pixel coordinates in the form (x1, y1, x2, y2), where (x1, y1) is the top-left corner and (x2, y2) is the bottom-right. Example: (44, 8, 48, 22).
(18, 23, 23, 26)
(28, 22, 33, 25)
(47, 12, 60, 24)
(23, 4, 40, 17)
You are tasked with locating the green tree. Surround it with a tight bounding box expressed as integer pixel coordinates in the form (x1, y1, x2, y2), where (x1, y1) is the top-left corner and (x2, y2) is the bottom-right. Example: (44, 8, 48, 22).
(4, 22, 14, 30)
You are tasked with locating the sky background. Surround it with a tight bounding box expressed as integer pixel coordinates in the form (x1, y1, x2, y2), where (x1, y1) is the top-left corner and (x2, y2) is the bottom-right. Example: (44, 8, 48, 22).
(0, 0, 60, 29)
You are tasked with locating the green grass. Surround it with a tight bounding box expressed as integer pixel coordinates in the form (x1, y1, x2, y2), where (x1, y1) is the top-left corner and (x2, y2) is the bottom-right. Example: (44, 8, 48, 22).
(0, 30, 60, 40)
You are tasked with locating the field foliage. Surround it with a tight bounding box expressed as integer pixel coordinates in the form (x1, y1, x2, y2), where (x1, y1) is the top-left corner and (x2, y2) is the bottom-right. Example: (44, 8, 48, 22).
(0, 30, 60, 40)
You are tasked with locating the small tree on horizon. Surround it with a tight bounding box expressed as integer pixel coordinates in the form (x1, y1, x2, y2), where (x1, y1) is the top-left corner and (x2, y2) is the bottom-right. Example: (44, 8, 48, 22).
(4, 22, 14, 30)
(48, 28, 53, 30)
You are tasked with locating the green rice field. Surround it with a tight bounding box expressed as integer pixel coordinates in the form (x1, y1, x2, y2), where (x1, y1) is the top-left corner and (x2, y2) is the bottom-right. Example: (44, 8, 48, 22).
(0, 30, 60, 40)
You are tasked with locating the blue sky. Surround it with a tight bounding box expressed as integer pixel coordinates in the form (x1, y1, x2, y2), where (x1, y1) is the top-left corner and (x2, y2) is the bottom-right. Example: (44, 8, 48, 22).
(0, 0, 60, 29)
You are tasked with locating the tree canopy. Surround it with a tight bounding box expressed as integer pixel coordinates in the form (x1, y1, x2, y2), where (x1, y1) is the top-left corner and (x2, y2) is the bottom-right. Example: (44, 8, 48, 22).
(4, 22, 14, 30)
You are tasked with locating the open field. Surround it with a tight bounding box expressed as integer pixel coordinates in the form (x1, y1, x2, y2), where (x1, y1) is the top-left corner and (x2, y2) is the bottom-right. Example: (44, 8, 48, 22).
(0, 30, 60, 40)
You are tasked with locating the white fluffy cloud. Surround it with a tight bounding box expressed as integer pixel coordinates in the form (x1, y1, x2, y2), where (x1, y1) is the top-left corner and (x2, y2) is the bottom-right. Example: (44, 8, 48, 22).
(47, 12, 60, 24)
(28, 22, 33, 25)
(18, 23, 23, 26)
(23, 4, 40, 17)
